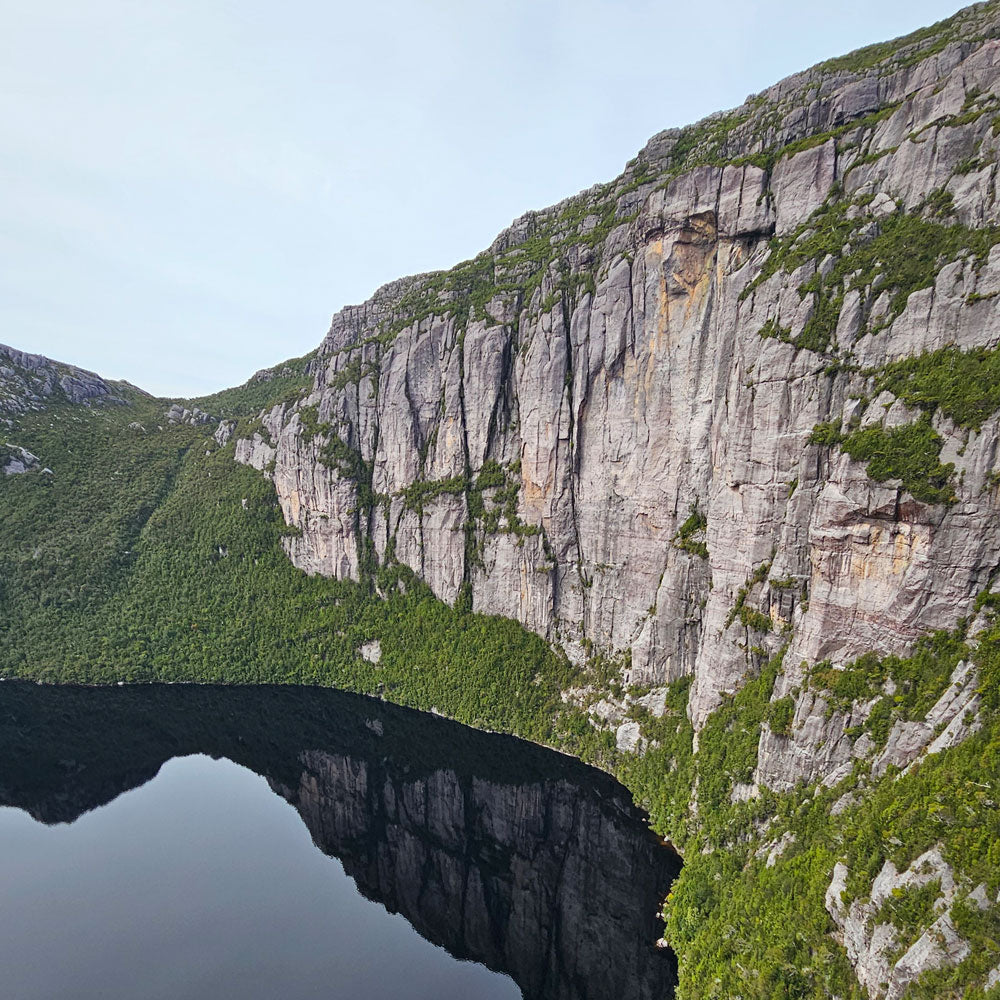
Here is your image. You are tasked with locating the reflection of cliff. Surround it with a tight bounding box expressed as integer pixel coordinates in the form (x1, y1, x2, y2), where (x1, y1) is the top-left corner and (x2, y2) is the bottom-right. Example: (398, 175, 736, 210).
(273, 751, 677, 1000)
(0, 682, 679, 1000)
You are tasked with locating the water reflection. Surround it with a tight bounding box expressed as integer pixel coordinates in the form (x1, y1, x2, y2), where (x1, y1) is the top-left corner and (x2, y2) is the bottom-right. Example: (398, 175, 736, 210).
(0, 683, 680, 999)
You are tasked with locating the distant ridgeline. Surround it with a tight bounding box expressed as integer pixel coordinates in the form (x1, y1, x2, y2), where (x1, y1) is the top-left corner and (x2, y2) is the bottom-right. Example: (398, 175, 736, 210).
(3, 3, 1000, 998)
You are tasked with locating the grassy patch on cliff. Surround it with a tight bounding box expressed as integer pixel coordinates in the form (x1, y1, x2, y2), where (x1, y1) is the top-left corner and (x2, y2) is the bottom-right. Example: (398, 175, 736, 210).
(805, 343, 1000, 504)
(743, 198, 1000, 356)
(809, 415, 957, 504)
(874, 345, 1000, 431)
(812, 2, 998, 75)
(839, 418, 957, 504)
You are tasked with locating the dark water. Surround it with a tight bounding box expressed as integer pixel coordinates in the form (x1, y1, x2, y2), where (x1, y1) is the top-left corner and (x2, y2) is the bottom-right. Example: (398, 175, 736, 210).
(0, 683, 680, 1000)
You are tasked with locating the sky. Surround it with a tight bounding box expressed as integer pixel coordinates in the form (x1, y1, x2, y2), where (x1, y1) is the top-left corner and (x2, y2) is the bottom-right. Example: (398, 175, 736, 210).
(0, 0, 971, 397)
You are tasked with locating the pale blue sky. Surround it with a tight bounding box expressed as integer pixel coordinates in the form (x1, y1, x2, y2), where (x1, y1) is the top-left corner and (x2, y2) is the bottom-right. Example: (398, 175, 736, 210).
(1, 1, 968, 397)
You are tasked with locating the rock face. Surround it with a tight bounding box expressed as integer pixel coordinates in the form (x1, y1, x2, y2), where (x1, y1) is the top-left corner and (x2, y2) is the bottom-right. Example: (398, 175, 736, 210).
(0, 343, 128, 414)
(235, 1, 1000, 736)
(826, 849, 974, 1000)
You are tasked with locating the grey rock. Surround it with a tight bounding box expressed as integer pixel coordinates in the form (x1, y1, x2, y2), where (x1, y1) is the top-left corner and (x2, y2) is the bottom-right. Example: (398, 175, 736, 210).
(359, 640, 382, 665)
(0, 344, 127, 414)
(2, 444, 39, 476)
(165, 403, 213, 426)
(232, 7, 1000, 758)
(772, 140, 838, 235)
(759, 657, 982, 793)
(615, 720, 645, 753)
(872, 660, 981, 777)
(969, 882, 992, 909)
(827, 848, 969, 999)
(889, 912, 970, 1000)
(758, 830, 795, 867)
(731, 781, 760, 804)
(590, 699, 625, 725)
(632, 687, 669, 716)
(830, 791, 859, 816)
(214, 420, 235, 446)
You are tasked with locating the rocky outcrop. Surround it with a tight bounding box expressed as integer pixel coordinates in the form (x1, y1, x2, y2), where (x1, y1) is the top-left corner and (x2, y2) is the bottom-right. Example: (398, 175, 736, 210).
(234, 2, 1000, 737)
(165, 402, 214, 426)
(214, 420, 235, 446)
(2, 444, 41, 476)
(826, 849, 974, 1000)
(0, 343, 128, 414)
(756, 657, 983, 791)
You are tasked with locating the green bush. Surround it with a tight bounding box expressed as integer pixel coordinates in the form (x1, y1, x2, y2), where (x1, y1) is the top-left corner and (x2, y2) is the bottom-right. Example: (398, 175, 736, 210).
(839, 417, 956, 504)
(767, 696, 796, 736)
(675, 503, 709, 558)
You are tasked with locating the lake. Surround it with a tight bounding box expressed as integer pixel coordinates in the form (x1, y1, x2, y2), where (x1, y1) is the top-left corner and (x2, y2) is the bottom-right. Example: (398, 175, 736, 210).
(0, 683, 680, 999)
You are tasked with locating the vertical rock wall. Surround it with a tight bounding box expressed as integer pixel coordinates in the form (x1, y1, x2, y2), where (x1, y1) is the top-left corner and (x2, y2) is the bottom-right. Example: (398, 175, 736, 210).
(236, 6, 1000, 744)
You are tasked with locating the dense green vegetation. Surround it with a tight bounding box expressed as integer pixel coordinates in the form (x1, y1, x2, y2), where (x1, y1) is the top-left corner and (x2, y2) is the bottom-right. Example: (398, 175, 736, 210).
(875, 345, 1000, 431)
(808, 629, 967, 723)
(0, 389, 571, 741)
(766, 695, 796, 736)
(806, 341, 1000, 504)
(725, 560, 773, 629)
(188, 352, 316, 418)
(550, 628, 1000, 1000)
(809, 416, 957, 504)
(839, 418, 957, 504)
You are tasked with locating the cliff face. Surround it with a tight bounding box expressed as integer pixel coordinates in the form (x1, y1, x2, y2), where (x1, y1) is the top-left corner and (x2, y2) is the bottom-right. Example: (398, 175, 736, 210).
(236, 1, 1000, 747)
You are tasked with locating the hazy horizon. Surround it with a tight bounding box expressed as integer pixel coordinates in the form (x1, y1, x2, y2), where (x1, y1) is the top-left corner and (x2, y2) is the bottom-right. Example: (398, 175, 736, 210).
(2, 0, 971, 396)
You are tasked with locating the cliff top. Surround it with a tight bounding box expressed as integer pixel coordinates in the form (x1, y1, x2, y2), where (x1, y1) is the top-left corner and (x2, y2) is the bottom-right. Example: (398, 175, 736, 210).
(319, 0, 1000, 352)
